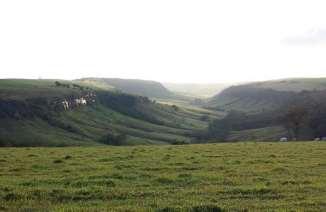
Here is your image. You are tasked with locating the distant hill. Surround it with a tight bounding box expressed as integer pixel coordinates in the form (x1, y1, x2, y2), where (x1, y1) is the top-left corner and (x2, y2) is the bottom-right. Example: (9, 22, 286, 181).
(0, 79, 213, 147)
(242, 78, 326, 92)
(208, 78, 326, 113)
(204, 78, 326, 142)
(164, 82, 230, 98)
(78, 78, 174, 99)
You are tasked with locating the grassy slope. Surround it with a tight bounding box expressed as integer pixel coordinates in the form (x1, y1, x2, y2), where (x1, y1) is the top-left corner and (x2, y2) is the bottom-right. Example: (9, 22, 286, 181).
(0, 105, 203, 146)
(0, 79, 84, 100)
(77, 78, 174, 99)
(0, 79, 212, 146)
(208, 78, 326, 113)
(0, 142, 326, 211)
(206, 78, 326, 141)
(249, 78, 326, 92)
(228, 126, 287, 142)
(58, 104, 207, 145)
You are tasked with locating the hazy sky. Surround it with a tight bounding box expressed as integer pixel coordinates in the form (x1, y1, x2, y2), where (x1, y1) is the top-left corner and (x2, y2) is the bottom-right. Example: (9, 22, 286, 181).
(1, 0, 326, 83)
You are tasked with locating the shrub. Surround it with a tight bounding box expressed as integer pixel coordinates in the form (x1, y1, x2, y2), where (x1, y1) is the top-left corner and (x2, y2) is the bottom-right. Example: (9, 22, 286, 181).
(64, 155, 72, 160)
(53, 159, 63, 164)
(99, 133, 126, 146)
(171, 105, 179, 111)
(171, 140, 189, 145)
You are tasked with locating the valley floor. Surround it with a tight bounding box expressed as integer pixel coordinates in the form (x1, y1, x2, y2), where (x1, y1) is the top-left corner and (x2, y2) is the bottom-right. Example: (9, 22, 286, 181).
(0, 142, 326, 211)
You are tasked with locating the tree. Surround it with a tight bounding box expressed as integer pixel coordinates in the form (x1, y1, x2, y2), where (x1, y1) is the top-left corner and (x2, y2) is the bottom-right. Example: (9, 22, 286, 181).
(306, 102, 326, 138)
(99, 133, 126, 146)
(55, 81, 61, 87)
(282, 105, 308, 140)
(207, 110, 247, 141)
(171, 105, 179, 111)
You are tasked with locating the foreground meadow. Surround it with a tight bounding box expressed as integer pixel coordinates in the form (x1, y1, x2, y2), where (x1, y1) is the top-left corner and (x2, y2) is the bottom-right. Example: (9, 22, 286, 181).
(0, 142, 326, 211)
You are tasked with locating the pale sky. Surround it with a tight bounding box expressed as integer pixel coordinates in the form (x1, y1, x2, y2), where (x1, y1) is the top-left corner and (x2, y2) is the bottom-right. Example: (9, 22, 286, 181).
(1, 0, 326, 83)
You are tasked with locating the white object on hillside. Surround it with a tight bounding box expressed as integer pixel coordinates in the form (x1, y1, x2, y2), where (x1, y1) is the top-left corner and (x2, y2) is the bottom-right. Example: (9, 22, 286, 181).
(75, 98, 87, 105)
(280, 137, 288, 142)
(81, 98, 87, 105)
(62, 100, 69, 110)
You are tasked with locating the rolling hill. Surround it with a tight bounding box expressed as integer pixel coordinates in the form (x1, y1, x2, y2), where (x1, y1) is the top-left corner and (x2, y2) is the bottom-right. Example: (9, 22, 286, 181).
(0, 79, 214, 147)
(77, 78, 174, 99)
(208, 78, 326, 113)
(205, 78, 326, 141)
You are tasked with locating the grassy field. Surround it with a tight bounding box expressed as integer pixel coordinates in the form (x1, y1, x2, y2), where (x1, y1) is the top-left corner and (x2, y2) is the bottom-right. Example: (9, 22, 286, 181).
(0, 142, 326, 211)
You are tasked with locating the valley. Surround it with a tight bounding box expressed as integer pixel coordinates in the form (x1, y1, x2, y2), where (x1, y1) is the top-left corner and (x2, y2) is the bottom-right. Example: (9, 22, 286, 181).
(2, 77, 326, 146)
(2, 2, 326, 211)
(1, 78, 326, 211)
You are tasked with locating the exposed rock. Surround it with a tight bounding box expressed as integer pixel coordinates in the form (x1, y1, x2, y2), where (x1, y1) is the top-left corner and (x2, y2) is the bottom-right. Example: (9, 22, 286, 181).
(0, 92, 96, 119)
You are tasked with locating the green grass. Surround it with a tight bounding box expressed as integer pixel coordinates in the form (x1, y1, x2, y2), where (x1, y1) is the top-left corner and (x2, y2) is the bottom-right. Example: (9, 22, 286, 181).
(0, 102, 211, 146)
(0, 79, 85, 100)
(0, 142, 326, 211)
(250, 78, 326, 92)
(77, 78, 174, 99)
(208, 78, 326, 113)
(58, 103, 209, 144)
(228, 126, 287, 142)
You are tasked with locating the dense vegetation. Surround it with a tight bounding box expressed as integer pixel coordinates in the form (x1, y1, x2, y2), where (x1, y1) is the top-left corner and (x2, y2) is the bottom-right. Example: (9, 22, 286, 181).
(0, 142, 325, 211)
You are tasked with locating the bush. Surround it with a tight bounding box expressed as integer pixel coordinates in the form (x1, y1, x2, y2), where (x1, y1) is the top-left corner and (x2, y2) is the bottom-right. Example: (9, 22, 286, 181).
(99, 133, 126, 146)
(200, 115, 210, 121)
(171, 105, 179, 111)
(54, 81, 70, 88)
(53, 159, 63, 164)
(171, 140, 189, 145)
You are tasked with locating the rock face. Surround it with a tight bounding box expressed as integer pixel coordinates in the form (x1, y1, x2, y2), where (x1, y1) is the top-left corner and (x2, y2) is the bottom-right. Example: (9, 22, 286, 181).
(62, 100, 69, 110)
(58, 93, 96, 111)
(0, 92, 97, 119)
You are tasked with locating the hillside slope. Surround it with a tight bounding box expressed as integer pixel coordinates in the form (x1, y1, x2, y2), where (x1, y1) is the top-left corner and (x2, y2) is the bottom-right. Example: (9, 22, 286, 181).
(78, 78, 174, 99)
(205, 78, 326, 141)
(244, 78, 326, 92)
(0, 79, 211, 147)
(208, 78, 326, 113)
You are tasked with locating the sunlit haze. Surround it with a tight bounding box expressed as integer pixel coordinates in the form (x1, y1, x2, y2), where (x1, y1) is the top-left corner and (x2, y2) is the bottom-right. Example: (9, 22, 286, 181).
(1, 0, 326, 83)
